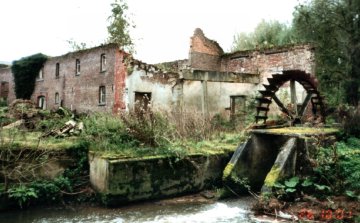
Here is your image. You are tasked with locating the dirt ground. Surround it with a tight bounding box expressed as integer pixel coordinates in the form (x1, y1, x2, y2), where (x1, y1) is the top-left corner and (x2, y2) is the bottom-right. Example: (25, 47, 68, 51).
(254, 196, 359, 222)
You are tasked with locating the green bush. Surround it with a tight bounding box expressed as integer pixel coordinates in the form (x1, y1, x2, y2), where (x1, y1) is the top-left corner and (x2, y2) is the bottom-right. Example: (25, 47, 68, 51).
(314, 137, 360, 196)
(273, 176, 330, 201)
(271, 137, 360, 202)
(8, 185, 38, 209)
(30, 176, 72, 204)
(120, 110, 174, 147)
(81, 113, 139, 151)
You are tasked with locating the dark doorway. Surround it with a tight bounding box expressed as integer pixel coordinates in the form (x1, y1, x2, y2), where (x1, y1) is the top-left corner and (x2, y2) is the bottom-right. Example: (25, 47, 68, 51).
(230, 95, 246, 127)
(37, 96, 46, 110)
(135, 92, 151, 113)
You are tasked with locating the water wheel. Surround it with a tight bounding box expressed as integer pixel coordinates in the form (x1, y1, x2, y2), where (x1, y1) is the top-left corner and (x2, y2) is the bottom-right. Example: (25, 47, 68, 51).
(255, 70, 326, 125)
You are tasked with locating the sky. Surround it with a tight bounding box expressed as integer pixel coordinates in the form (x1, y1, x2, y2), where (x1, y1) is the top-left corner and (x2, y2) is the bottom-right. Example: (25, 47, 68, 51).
(0, 0, 302, 64)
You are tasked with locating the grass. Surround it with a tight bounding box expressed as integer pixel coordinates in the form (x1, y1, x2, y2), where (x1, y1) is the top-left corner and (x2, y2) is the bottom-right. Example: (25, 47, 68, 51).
(0, 106, 247, 159)
(0, 129, 80, 150)
(0, 127, 244, 160)
(93, 132, 242, 159)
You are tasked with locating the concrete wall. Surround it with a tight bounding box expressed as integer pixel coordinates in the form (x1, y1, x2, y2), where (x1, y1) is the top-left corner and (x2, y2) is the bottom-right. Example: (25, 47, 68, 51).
(89, 152, 233, 206)
(125, 66, 178, 111)
(182, 80, 257, 113)
(223, 129, 338, 192)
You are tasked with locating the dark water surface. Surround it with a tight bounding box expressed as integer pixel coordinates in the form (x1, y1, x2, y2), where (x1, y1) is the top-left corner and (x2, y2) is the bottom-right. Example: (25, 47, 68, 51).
(0, 197, 278, 223)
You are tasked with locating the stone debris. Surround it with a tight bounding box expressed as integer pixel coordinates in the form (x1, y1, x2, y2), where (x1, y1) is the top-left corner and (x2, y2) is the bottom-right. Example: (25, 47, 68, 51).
(41, 120, 84, 138)
(2, 119, 24, 129)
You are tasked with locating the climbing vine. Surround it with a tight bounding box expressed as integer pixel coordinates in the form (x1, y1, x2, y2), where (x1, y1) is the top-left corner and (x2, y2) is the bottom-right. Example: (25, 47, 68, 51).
(11, 53, 47, 99)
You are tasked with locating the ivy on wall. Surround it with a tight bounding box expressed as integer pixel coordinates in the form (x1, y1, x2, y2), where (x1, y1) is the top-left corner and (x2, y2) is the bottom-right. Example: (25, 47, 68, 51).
(11, 54, 47, 99)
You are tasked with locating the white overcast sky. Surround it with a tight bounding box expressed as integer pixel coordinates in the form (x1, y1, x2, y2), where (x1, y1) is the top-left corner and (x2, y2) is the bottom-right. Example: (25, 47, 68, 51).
(0, 0, 301, 64)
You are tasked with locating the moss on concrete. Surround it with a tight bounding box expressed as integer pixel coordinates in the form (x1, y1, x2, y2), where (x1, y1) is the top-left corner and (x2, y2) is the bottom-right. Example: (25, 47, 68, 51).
(91, 152, 233, 206)
(263, 164, 281, 187)
(222, 163, 234, 180)
(257, 127, 339, 136)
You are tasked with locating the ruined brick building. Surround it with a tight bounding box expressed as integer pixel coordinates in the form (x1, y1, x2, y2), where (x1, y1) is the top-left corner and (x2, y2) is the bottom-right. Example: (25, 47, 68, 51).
(0, 28, 315, 120)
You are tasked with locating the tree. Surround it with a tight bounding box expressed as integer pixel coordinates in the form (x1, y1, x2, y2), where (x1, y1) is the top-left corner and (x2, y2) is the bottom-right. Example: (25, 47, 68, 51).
(231, 20, 296, 52)
(11, 54, 47, 99)
(107, 0, 135, 53)
(293, 0, 360, 106)
(66, 39, 88, 51)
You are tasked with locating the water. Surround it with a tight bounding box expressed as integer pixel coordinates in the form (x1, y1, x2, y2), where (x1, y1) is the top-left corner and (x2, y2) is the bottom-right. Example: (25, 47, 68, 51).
(0, 197, 279, 223)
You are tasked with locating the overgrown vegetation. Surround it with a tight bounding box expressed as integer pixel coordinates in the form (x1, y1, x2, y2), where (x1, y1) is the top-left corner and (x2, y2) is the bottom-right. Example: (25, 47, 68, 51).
(0, 104, 245, 209)
(11, 54, 47, 99)
(0, 132, 90, 209)
(254, 136, 360, 222)
(81, 110, 243, 158)
(293, 0, 360, 107)
(231, 19, 297, 51)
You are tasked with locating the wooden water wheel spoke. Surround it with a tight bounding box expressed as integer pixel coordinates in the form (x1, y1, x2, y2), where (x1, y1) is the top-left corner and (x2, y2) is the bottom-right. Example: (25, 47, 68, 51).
(290, 79, 298, 116)
(273, 94, 293, 119)
(255, 70, 326, 125)
(298, 93, 313, 117)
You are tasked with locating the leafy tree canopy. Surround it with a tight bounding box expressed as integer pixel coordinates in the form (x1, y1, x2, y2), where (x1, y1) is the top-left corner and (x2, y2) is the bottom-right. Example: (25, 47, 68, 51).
(11, 53, 48, 99)
(107, 0, 135, 53)
(293, 0, 360, 106)
(231, 19, 297, 52)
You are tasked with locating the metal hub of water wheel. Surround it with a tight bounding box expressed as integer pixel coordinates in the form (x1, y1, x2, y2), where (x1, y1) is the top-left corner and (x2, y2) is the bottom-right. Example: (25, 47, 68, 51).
(255, 70, 326, 125)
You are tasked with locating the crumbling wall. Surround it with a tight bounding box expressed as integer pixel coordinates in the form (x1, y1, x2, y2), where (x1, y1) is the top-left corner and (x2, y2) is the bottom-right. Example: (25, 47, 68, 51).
(221, 45, 316, 83)
(189, 28, 224, 71)
(125, 60, 179, 111)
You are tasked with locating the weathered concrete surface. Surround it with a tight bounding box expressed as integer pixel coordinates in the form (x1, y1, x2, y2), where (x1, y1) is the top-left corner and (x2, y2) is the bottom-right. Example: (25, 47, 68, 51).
(223, 128, 338, 192)
(89, 152, 233, 206)
(223, 133, 290, 191)
(262, 137, 297, 192)
(181, 70, 260, 84)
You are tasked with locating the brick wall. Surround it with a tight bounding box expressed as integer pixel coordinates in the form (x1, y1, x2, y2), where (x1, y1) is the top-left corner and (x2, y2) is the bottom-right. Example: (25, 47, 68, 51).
(113, 50, 127, 113)
(0, 67, 16, 104)
(188, 29, 315, 78)
(189, 28, 223, 71)
(221, 45, 315, 75)
(32, 44, 125, 113)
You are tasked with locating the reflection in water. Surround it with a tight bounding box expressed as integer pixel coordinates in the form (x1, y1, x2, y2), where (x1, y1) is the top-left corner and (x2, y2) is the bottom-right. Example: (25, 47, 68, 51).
(0, 197, 271, 223)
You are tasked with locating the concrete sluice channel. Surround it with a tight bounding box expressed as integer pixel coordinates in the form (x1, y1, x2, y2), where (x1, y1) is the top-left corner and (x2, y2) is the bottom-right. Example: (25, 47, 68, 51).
(0, 127, 338, 223)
